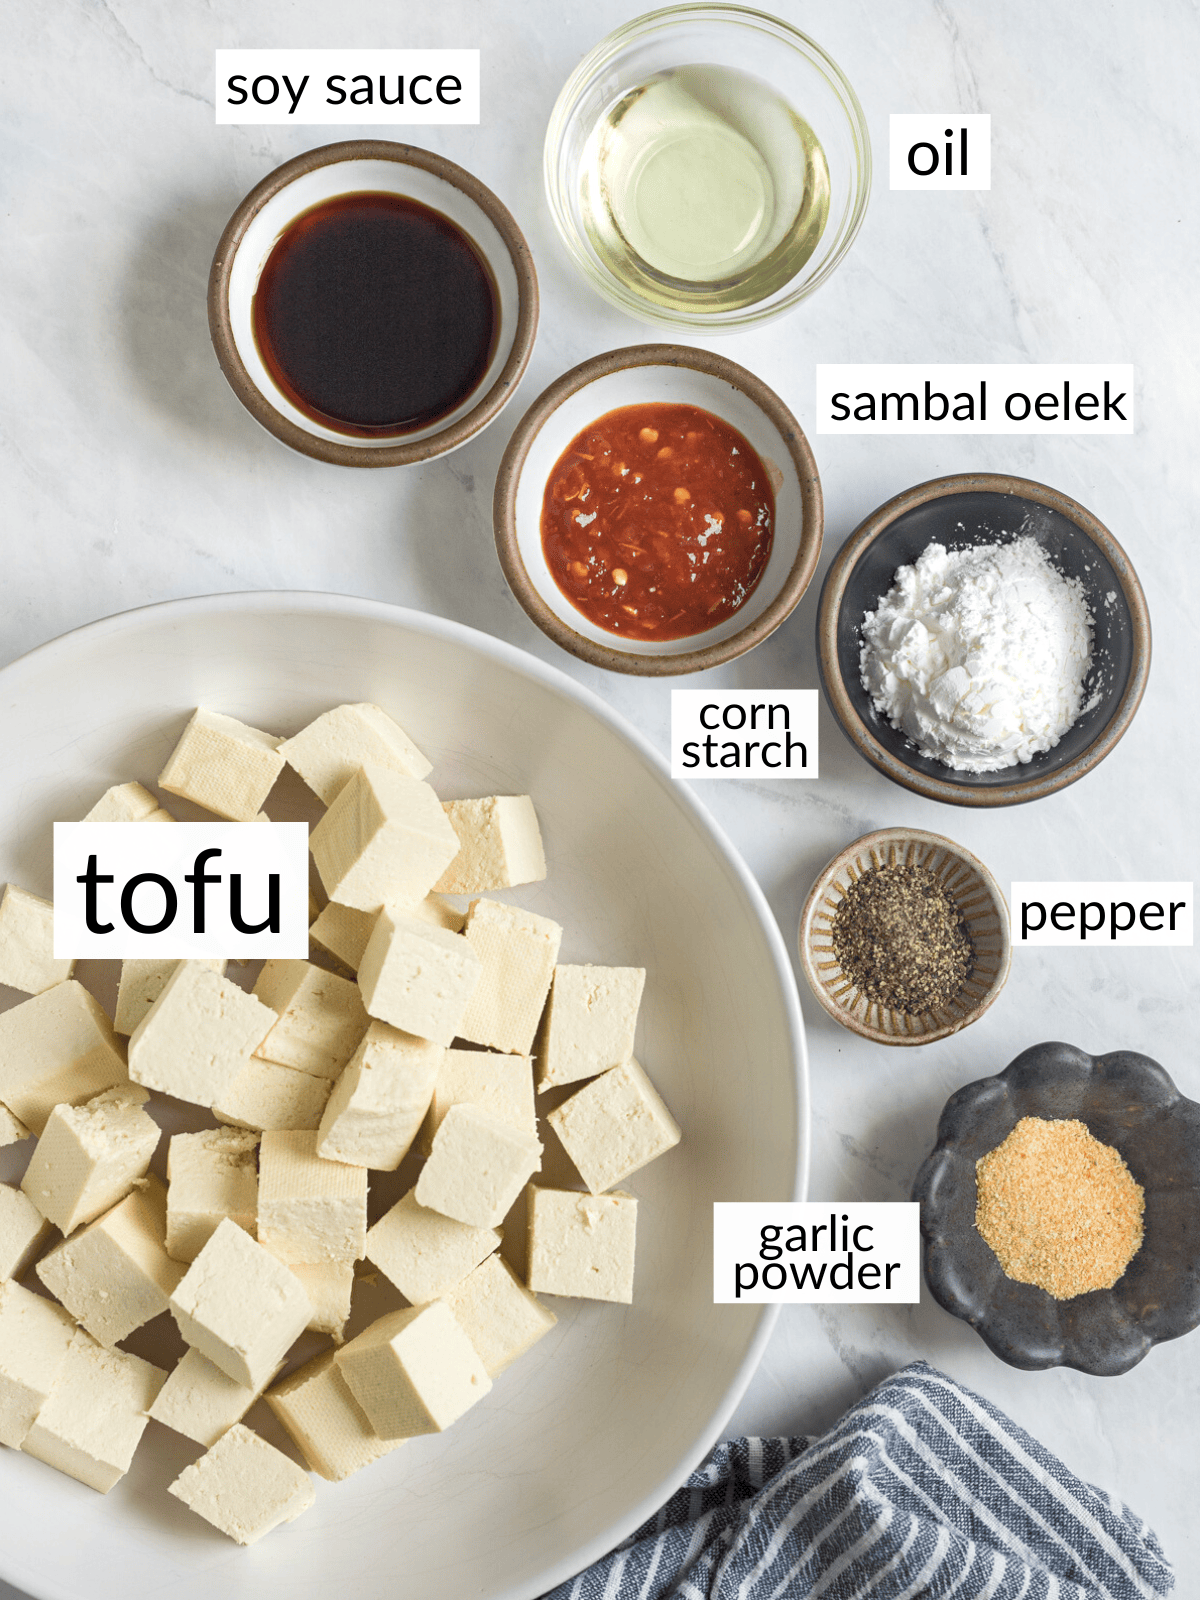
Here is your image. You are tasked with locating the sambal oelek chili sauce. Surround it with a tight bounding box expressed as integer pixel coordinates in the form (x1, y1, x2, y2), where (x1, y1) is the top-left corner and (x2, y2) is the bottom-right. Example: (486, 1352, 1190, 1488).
(540, 403, 775, 640)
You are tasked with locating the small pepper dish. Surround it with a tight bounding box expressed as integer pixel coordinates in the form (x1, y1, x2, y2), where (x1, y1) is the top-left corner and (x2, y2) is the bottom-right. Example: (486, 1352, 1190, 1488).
(913, 1042, 1200, 1375)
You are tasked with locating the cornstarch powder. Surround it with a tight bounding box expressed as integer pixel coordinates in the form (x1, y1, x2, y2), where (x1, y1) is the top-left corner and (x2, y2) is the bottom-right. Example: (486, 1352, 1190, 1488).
(860, 537, 1093, 772)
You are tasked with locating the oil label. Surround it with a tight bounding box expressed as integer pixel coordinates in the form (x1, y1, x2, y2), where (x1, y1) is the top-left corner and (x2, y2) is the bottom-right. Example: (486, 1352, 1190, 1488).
(816, 364, 1134, 434)
(889, 113, 991, 189)
(215, 50, 479, 124)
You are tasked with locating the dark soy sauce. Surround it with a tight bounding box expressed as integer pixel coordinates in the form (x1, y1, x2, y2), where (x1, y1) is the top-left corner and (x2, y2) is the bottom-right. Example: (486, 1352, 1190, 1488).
(252, 191, 498, 436)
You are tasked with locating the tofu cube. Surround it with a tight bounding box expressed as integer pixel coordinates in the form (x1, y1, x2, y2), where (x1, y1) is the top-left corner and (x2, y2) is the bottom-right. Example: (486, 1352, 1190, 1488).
(149, 1346, 282, 1449)
(166, 1127, 259, 1263)
(22, 1328, 166, 1492)
(0, 1278, 77, 1447)
(335, 1302, 490, 1439)
(317, 1022, 443, 1171)
(267, 1349, 404, 1481)
(257, 1129, 367, 1265)
(128, 960, 276, 1108)
(278, 702, 432, 805)
(414, 893, 468, 934)
(537, 964, 646, 1090)
(365, 1188, 501, 1305)
(415, 1104, 542, 1230)
(0, 1107, 30, 1149)
(114, 956, 226, 1036)
(157, 707, 285, 821)
(21, 1085, 160, 1235)
(0, 885, 74, 995)
(419, 1048, 536, 1157)
(82, 781, 174, 823)
(282, 1260, 354, 1343)
(309, 901, 378, 973)
(36, 1175, 184, 1346)
(309, 763, 460, 912)
(434, 797, 546, 895)
(357, 908, 481, 1046)
(168, 1423, 315, 1544)
(443, 1254, 556, 1377)
(0, 980, 127, 1136)
(547, 1058, 681, 1193)
(252, 960, 368, 1079)
(169, 1217, 312, 1389)
(0, 1183, 53, 1281)
(526, 1187, 638, 1304)
(213, 1058, 332, 1133)
(457, 899, 562, 1055)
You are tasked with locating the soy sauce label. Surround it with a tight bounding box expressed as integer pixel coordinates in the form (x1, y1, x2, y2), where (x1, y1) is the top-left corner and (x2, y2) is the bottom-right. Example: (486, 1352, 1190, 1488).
(215, 50, 479, 125)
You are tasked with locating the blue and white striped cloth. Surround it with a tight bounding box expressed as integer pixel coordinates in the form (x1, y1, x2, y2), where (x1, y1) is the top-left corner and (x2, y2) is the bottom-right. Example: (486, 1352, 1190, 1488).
(540, 1361, 1173, 1600)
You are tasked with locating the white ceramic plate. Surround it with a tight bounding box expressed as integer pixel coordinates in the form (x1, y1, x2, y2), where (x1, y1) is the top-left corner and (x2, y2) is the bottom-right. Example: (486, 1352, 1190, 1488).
(0, 594, 808, 1600)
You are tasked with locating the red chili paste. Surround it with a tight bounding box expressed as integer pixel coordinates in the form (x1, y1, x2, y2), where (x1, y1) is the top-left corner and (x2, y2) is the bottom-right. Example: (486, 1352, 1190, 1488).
(540, 402, 774, 640)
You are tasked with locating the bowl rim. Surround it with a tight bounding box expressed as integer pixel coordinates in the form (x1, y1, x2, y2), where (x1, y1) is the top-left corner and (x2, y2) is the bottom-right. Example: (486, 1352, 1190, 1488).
(492, 342, 824, 675)
(816, 471, 1152, 807)
(207, 139, 539, 468)
(542, 2, 872, 332)
(797, 826, 1012, 1046)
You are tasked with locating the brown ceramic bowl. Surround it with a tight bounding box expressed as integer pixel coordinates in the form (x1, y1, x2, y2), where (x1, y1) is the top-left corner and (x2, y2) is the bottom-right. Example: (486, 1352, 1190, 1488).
(798, 827, 1011, 1045)
(816, 473, 1151, 805)
(208, 141, 538, 467)
(493, 346, 823, 675)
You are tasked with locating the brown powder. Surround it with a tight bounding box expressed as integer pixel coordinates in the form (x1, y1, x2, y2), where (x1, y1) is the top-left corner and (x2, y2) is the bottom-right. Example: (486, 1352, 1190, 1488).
(975, 1116, 1144, 1300)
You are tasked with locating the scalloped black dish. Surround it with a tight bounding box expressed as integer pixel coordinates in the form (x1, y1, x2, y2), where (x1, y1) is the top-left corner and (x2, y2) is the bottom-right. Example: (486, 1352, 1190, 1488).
(913, 1042, 1200, 1375)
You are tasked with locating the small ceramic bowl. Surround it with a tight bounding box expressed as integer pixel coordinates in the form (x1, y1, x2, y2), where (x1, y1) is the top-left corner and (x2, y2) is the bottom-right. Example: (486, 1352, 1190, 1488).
(208, 141, 538, 466)
(816, 474, 1151, 806)
(913, 1043, 1200, 1375)
(797, 827, 1010, 1046)
(493, 345, 823, 675)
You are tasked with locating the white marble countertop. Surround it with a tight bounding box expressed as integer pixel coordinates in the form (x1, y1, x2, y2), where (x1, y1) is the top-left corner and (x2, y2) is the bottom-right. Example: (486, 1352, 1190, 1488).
(3, 0, 1197, 1592)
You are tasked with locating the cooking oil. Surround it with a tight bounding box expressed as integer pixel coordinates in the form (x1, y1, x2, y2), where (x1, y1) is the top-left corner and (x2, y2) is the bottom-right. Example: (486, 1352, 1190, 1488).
(579, 64, 830, 313)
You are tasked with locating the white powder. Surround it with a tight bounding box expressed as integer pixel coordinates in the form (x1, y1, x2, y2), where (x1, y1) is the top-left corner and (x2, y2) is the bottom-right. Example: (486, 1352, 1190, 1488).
(859, 537, 1093, 772)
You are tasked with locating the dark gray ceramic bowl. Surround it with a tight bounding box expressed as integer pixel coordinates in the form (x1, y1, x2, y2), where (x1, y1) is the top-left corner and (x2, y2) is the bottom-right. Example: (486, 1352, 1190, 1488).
(817, 474, 1151, 806)
(913, 1042, 1200, 1375)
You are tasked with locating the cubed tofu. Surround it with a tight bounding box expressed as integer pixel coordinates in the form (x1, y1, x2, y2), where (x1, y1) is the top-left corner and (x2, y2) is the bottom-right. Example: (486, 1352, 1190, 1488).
(537, 964, 646, 1090)
(257, 1129, 367, 1265)
(0, 1106, 31, 1149)
(157, 708, 285, 821)
(22, 1328, 166, 1493)
(21, 1085, 160, 1235)
(335, 1302, 490, 1440)
(308, 902, 378, 973)
(365, 1188, 501, 1305)
(415, 1104, 542, 1230)
(413, 894, 468, 934)
(128, 960, 276, 1108)
(317, 1023, 443, 1171)
(169, 1218, 312, 1389)
(281, 1260, 354, 1343)
(113, 956, 226, 1036)
(357, 908, 481, 1047)
(419, 1048, 536, 1157)
(0, 980, 127, 1136)
(457, 899, 562, 1055)
(168, 1423, 314, 1545)
(213, 1058, 332, 1133)
(82, 781, 174, 824)
(526, 1187, 638, 1304)
(309, 764, 459, 912)
(36, 1175, 184, 1346)
(0, 885, 74, 995)
(166, 1128, 259, 1263)
(434, 797, 546, 895)
(0, 1183, 53, 1281)
(547, 1058, 681, 1193)
(149, 1346, 282, 1449)
(252, 960, 368, 1080)
(0, 1278, 77, 1448)
(278, 702, 432, 805)
(442, 1253, 556, 1377)
(266, 1349, 404, 1481)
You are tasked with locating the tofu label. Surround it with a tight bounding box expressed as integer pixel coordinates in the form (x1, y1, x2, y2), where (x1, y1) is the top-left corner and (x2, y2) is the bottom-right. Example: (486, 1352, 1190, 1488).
(54, 824, 309, 959)
(713, 1203, 920, 1304)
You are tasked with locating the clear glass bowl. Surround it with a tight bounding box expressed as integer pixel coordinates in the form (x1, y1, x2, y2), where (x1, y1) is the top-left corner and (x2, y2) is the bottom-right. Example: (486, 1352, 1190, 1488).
(544, 4, 871, 332)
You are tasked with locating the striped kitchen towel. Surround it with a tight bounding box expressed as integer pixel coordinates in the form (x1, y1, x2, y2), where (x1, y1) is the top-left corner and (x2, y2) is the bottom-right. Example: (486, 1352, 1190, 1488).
(540, 1361, 1173, 1600)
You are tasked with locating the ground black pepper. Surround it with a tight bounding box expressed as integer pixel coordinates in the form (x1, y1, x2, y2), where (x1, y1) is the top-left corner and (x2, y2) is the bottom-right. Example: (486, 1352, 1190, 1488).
(831, 862, 975, 1015)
